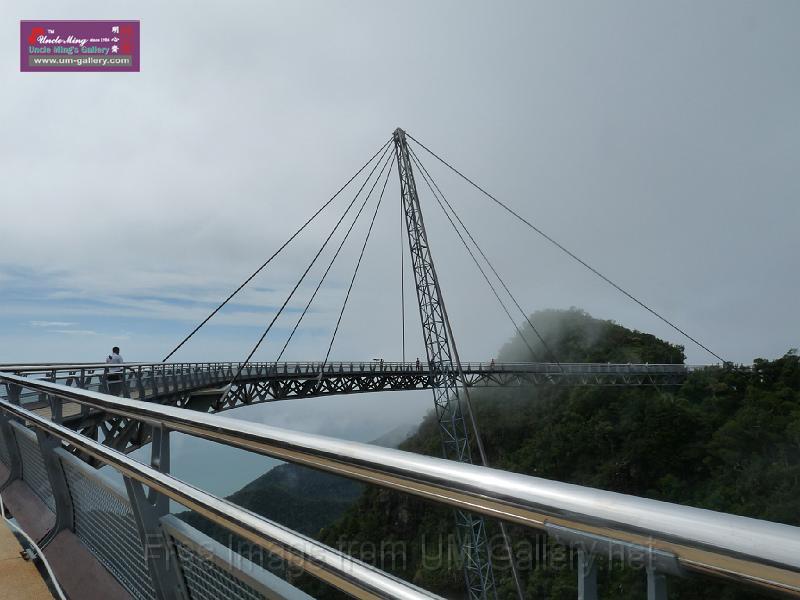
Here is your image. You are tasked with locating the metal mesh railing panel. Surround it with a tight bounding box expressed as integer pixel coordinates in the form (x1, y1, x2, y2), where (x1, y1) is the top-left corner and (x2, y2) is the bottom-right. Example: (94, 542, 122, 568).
(61, 458, 156, 600)
(15, 426, 55, 511)
(0, 428, 11, 468)
(171, 536, 267, 600)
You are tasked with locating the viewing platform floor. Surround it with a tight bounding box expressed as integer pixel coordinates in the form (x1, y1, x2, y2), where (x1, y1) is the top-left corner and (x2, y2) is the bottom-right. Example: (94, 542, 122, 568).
(0, 519, 52, 599)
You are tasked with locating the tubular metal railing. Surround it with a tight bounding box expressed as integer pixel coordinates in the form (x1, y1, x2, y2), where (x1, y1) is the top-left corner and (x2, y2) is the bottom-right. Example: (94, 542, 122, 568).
(0, 371, 798, 599)
(0, 361, 704, 407)
(0, 387, 440, 599)
(0, 362, 705, 438)
(1, 360, 704, 376)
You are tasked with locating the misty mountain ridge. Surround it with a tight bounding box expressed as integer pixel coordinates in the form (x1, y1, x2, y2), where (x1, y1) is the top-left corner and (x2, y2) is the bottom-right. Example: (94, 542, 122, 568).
(306, 308, 799, 599)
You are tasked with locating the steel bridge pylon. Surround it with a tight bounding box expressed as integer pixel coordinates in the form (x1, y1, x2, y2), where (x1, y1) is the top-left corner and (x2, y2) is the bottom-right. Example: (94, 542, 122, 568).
(393, 128, 496, 599)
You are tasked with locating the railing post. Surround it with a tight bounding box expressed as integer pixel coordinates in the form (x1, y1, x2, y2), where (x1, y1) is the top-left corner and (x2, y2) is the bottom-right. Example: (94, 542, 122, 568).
(147, 425, 171, 515)
(36, 370, 57, 422)
(121, 367, 132, 398)
(150, 365, 159, 396)
(124, 476, 187, 600)
(0, 412, 22, 492)
(99, 366, 109, 394)
(6, 383, 21, 406)
(155, 365, 162, 395)
(36, 430, 74, 545)
(47, 387, 64, 423)
(136, 366, 146, 400)
(78, 369, 92, 416)
(64, 371, 76, 388)
(647, 566, 667, 600)
(37, 371, 55, 417)
(577, 549, 597, 600)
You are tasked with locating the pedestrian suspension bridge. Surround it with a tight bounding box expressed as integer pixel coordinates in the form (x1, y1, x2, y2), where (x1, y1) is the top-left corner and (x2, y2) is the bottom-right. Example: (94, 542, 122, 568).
(0, 130, 797, 600)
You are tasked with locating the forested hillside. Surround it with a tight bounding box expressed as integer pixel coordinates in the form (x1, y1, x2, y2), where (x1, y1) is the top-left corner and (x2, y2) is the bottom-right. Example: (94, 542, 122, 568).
(180, 462, 363, 542)
(304, 309, 800, 599)
(177, 425, 414, 551)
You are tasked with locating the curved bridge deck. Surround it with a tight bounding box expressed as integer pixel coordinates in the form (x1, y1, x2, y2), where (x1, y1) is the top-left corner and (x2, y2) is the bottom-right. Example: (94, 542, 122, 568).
(0, 361, 705, 455)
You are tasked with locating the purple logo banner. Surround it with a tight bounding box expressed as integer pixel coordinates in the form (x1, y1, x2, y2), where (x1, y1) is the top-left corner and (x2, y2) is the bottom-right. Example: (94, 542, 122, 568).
(21, 20, 140, 72)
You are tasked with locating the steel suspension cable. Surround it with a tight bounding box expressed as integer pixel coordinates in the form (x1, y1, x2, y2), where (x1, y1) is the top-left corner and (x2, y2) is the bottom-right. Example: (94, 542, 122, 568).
(410, 153, 539, 362)
(276, 153, 395, 362)
(162, 137, 393, 363)
(407, 133, 727, 364)
(226, 145, 394, 389)
(323, 156, 395, 366)
(409, 147, 562, 367)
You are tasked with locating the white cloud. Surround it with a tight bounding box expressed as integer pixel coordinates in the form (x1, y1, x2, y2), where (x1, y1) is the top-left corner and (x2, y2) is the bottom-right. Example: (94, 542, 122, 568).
(51, 329, 100, 336)
(29, 320, 78, 328)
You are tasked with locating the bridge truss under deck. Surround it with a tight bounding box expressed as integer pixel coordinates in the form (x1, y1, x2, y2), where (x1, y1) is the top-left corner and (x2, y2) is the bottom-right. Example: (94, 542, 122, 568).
(0, 361, 700, 457)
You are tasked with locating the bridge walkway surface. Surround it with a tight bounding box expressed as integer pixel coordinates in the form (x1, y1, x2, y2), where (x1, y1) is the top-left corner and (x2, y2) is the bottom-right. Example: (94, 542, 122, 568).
(0, 519, 52, 600)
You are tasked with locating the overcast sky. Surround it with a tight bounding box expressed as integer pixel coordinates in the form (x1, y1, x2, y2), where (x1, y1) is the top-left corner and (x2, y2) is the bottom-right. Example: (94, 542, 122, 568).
(2, 1, 799, 491)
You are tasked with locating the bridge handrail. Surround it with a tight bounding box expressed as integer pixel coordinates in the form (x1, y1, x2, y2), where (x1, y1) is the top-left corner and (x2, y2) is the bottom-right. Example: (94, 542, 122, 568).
(1, 360, 705, 375)
(0, 371, 797, 596)
(0, 391, 439, 600)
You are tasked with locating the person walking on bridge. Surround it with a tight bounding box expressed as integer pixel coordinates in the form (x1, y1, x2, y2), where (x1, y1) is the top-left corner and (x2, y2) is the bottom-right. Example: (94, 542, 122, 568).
(105, 346, 124, 394)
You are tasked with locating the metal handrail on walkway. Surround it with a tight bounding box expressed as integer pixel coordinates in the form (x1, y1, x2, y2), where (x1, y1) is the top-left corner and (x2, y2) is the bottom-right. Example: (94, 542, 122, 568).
(1, 360, 705, 375)
(1, 371, 798, 597)
(0, 392, 439, 600)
